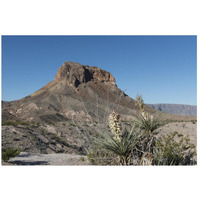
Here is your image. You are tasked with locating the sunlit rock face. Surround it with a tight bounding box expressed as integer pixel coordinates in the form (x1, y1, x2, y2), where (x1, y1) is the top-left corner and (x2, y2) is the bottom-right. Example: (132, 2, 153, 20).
(55, 61, 116, 87)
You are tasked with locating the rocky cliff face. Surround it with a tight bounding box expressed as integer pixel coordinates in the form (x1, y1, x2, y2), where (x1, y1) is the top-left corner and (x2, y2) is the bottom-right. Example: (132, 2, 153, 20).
(55, 61, 116, 87)
(2, 61, 138, 123)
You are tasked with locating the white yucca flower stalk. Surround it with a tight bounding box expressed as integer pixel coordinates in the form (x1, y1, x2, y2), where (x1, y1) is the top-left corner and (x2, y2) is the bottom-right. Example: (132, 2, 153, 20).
(135, 95, 144, 111)
(135, 95, 148, 119)
(109, 110, 121, 142)
(142, 111, 146, 119)
(142, 111, 154, 121)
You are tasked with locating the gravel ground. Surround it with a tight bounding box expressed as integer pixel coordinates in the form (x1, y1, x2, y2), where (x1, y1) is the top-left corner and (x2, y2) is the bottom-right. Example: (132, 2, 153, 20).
(158, 121, 197, 145)
(6, 152, 89, 166)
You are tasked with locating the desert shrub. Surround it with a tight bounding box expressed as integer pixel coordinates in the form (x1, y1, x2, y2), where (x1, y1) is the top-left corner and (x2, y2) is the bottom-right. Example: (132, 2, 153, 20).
(2, 121, 29, 126)
(153, 131, 196, 165)
(2, 147, 21, 162)
(191, 120, 196, 124)
(51, 134, 69, 146)
(80, 157, 85, 162)
(87, 150, 118, 165)
(2, 120, 39, 127)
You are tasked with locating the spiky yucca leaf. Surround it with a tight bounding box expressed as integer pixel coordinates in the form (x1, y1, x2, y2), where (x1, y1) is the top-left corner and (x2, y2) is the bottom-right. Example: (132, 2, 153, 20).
(94, 128, 143, 165)
(133, 112, 165, 135)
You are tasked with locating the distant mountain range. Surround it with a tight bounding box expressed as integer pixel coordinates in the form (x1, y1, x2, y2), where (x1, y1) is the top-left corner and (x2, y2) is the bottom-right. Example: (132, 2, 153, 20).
(147, 104, 197, 116)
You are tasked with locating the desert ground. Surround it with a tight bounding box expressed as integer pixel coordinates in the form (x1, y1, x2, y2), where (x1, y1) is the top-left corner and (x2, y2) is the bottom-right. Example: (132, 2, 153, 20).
(3, 121, 196, 166)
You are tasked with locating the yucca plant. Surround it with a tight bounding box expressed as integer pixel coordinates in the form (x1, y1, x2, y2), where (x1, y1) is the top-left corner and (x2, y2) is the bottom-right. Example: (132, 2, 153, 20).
(91, 110, 144, 165)
(134, 95, 165, 135)
(133, 112, 165, 135)
(100, 128, 143, 165)
(133, 95, 162, 160)
(130, 112, 165, 158)
(135, 94, 145, 113)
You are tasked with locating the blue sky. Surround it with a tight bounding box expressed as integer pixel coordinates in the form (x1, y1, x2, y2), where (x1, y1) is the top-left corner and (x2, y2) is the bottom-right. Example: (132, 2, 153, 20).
(2, 35, 197, 105)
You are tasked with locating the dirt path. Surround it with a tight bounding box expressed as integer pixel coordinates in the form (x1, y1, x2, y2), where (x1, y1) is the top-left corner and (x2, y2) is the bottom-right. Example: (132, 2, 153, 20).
(7, 152, 89, 166)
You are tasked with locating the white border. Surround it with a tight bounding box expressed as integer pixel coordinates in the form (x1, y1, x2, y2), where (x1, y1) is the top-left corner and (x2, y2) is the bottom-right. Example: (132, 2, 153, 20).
(0, 1, 199, 200)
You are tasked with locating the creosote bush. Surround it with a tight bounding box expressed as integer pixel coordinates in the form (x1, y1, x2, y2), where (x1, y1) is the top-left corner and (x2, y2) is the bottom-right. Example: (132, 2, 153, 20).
(153, 131, 196, 165)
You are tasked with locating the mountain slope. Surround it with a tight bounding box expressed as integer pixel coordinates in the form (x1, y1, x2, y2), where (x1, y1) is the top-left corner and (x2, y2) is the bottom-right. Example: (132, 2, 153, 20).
(2, 61, 196, 123)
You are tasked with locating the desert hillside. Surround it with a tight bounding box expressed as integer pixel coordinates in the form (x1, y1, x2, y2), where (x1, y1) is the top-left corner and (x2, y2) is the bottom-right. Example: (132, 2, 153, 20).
(2, 62, 197, 165)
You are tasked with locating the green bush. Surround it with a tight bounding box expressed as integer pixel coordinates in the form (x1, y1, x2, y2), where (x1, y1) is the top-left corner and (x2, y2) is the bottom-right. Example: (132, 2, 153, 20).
(2, 147, 21, 162)
(153, 131, 196, 165)
(191, 120, 196, 124)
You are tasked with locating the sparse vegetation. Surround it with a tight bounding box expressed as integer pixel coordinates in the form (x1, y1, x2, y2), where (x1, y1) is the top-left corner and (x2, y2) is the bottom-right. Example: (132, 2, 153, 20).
(69, 123, 76, 127)
(2, 120, 40, 127)
(1, 61, 196, 166)
(41, 128, 48, 133)
(80, 157, 85, 162)
(87, 150, 118, 165)
(2, 147, 21, 162)
(191, 120, 196, 124)
(153, 131, 196, 165)
(50, 133, 69, 147)
(2, 121, 29, 126)
(87, 96, 197, 166)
